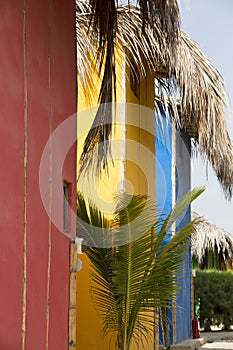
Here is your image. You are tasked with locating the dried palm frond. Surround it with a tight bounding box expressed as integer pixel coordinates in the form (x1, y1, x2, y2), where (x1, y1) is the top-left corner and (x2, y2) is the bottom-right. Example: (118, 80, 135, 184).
(77, 3, 233, 198)
(119, 7, 233, 198)
(156, 32, 233, 198)
(76, 1, 97, 89)
(85, 0, 180, 65)
(191, 211, 233, 263)
(175, 33, 232, 198)
(76, 0, 181, 174)
(76, 2, 179, 82)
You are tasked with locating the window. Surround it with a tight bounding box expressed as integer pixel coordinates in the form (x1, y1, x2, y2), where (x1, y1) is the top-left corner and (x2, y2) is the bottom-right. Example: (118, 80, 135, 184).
(130, 61, 140, 98)
(63, 181, 71, 233)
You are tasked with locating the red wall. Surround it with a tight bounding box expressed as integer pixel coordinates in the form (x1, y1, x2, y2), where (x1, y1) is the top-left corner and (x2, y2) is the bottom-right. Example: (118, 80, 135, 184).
(0, 1, 76, 349)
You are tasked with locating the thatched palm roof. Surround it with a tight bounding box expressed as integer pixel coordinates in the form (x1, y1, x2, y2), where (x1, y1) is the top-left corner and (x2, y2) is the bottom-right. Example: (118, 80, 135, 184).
(191, 212, 233, 263)
(76, 2, 233, 198)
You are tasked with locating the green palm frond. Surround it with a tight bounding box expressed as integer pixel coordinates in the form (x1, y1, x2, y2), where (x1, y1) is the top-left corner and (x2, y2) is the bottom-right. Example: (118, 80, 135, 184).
(76, 188, 204, 349)
(158, 187, 205, 238)
(76, 191, 110, 247)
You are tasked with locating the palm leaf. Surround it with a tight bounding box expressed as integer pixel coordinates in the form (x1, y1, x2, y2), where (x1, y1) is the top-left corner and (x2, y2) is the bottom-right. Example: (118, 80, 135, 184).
(77, 188, 204, 349)
(158, 187, 205, 239)
(191, 211, 233, 264)
(77, 191, 113, 247)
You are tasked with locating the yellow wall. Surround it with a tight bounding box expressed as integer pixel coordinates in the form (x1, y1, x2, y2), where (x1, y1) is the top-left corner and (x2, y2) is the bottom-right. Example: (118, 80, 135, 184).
(124, 62, 156, 350)
(76, 253, 117, 349)
(76, 49, 156, 349)
(125, 62, 155, 201)
(77, 48, 125, 218)
(76, 47, 125, 350)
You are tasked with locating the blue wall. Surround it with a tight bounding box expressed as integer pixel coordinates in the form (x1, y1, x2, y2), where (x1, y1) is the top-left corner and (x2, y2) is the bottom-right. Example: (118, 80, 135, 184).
(156, 112, 192, 344)
(156, 113, 172, 244)
(156, 112, 173, 345)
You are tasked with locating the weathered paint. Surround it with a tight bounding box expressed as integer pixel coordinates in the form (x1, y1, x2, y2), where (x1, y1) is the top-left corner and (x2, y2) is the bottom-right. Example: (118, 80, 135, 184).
(0, 1, 76, 349)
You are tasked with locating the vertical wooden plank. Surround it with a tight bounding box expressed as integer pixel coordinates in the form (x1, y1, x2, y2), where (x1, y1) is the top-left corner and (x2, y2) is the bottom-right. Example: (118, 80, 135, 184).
(22, 1, 28, 349)
(70, 272, 77, 308)
(46, 1, 52, 348)
(69, 243, 77, 349)
(0, 2, 25, 346)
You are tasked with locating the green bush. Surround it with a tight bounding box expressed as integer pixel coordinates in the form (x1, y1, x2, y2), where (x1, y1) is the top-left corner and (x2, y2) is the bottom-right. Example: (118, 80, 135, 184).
(194, 270, 233, 331)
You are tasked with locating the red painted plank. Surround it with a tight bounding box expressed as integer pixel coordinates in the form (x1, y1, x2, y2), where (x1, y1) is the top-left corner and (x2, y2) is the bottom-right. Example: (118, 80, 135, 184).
(0, 1, 76, 349)
(48, 0, 76, 348)
(24, 0, 50, 348)
(0, 2, 24, 349)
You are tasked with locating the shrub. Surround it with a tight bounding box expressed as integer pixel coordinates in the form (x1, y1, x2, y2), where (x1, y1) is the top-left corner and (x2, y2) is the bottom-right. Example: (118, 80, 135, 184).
(194, 270, 233, 331)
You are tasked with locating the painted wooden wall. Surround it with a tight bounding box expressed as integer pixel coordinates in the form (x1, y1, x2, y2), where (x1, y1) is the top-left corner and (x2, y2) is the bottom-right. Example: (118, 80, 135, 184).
(76, 44, 192, 347)
(0, 1, 76, 349)
(76, 51, 156, 349)
(156, 112, 174, 345)
(175, 129, 192, 343)
(156, 114, 192, 345)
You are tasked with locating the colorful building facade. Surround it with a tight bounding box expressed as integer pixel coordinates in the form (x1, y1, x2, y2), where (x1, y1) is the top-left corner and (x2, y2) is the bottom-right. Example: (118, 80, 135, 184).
(76, 46, 192, 348)
(0, 1, 77, 349)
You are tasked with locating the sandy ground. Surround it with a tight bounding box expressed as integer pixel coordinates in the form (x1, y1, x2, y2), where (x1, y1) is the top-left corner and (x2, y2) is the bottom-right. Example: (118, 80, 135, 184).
(200, 331, 233, 349)
(201, 331, 233, 342)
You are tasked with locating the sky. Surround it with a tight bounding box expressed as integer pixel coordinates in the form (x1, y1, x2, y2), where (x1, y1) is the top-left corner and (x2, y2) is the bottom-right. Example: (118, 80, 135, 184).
(179, 0, 233, 233)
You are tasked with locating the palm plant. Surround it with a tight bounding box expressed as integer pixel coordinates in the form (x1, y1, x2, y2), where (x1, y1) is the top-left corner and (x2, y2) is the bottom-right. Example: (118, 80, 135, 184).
(76, 187, 205, 350)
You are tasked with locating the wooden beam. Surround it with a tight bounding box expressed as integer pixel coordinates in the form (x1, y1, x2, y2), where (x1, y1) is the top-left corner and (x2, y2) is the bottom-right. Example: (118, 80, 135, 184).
(69, 243, 77, 349)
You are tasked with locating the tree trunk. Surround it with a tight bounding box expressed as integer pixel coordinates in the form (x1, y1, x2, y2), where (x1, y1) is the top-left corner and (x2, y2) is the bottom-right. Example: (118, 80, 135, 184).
(161, 308, 170, 350)
(117, 331, 123, 350)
